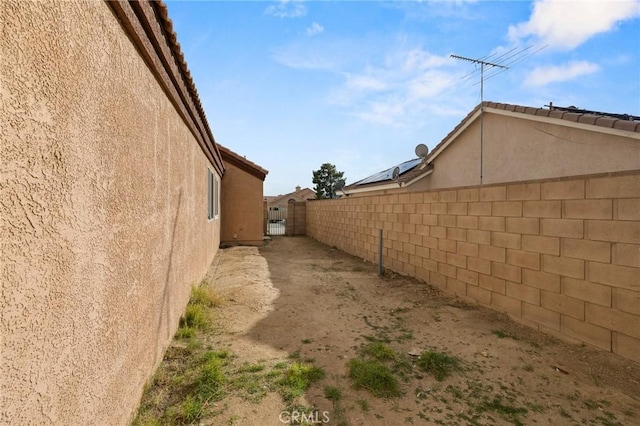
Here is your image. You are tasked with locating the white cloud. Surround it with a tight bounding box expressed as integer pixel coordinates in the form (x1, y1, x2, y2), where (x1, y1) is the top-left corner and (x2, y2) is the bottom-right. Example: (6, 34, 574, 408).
(344, 73, 388, 91)
(402, 49, 451, 72)
(407, 71, 455, 99)
(357, 101, 406, 126)
(389, 0, 480, 21)
(335, 50, 457, 127)
(265, 0, 307, 18)
(273, 35, 463, 127)
(272, 48, 337, 71)
(306, 22, 324, 36)
(272, 37, 367, 72)
(524, 60, 600, 86)
(509, 0, 640, 49)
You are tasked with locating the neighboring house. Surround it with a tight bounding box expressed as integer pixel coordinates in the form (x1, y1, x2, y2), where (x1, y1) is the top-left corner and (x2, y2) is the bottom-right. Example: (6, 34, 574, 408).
(264, 187, 315, 237)
(344, 102, 640, 196)
(306, 101, 640, 363)
(344, 158, 433, 195)
(219, 145, 268, 246)
(1, 1, 231, 424)
(266, 186, 316, 208)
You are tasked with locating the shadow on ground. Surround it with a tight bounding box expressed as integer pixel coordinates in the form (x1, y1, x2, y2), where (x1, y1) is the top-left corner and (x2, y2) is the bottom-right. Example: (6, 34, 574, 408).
(205, 236, 640, 426)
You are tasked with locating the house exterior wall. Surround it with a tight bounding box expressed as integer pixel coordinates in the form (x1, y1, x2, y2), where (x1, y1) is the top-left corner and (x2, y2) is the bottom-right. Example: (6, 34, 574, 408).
(410, 112, 639, 192)
(307, 172, 640, 363)
(221, 161, 264, 246)
(414, 119, 482, 191)
(482, 113, 640, 184)
(1, 1, 220, 424)
(267, 188, 316, 208)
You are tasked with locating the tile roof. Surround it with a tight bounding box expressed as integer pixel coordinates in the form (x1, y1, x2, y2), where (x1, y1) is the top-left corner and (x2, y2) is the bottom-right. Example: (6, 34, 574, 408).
(428, 101, 640, 164)
(218, 145, 268, 180)
(485, 101, 640, 132)
(266, 188, 316, 205)
(106, 0, 225, 175)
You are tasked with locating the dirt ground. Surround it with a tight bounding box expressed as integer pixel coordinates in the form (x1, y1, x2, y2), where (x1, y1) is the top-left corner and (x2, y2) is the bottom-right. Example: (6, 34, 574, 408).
(192, 236, 638, 425)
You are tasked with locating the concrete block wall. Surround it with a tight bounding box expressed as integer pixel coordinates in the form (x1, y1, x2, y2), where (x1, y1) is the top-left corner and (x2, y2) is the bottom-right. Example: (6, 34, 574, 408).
(286, 201, 307, 236)
(306, 172, 640, 362)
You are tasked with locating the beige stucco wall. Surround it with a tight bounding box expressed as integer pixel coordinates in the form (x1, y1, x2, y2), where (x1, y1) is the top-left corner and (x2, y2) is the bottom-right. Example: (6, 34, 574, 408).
(221, 162, 264, 246)
(483, 113, 640, 184)
(412, 111, 639, 192)
(1, 1, 220, 424)
(414, 119, 482, 191)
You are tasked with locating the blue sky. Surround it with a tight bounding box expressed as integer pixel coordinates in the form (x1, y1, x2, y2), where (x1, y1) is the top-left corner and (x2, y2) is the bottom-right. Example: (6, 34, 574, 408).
(165, 0, 640, 196)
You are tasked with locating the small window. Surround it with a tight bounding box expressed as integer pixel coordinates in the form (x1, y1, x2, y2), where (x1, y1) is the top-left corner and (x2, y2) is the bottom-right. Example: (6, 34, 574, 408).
(213, 174, 219, 218)
(207, 168, 220, 221)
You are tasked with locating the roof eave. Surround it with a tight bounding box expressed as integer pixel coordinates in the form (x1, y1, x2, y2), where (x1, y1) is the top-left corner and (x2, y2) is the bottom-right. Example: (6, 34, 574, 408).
(218, 145, 268, 181)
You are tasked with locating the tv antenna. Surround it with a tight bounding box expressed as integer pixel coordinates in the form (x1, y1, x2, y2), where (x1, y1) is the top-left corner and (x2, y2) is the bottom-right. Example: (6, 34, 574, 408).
(451, 54, 509, 184)
(451, 54, 508, 106)
(450, 46, 546, 184)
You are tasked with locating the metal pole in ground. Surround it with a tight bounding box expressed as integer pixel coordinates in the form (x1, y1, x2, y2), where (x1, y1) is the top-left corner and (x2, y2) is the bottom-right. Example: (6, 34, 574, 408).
(378, 229, 383, 276)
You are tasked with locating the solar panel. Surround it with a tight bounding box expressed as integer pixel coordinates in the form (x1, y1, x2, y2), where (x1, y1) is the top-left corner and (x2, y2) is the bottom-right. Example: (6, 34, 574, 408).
(354, 158, 423, 185)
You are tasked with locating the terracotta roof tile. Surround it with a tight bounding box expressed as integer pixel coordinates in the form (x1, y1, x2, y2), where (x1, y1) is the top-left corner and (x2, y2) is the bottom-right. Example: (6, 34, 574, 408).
(594, 117, 616, 128)
(152, 1, 222, 164)
(563, 112, 581, 122)
(107, 1, 226, 174)
(577, 115, 597, 125)
(267, 188, 316, 205)
(547, 110, 564, 120)
(218, 145, 268, 180)
(615, 120, 640, 132)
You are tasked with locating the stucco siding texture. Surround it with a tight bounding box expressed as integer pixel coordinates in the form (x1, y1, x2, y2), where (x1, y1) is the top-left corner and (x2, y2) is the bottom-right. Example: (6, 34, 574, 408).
(482, 113, 640, 185)
(416, 120, 482, 191)
(221, 162, 264, 245)
(1, 1, 220, 424)
(412, 112, 639, 192)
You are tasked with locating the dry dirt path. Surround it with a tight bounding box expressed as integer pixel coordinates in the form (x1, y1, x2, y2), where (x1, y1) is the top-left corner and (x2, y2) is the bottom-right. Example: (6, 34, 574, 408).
(164, 237, 640, 425)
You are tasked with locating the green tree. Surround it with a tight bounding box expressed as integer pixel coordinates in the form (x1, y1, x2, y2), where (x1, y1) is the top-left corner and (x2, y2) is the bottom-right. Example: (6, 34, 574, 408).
(312, 163, 345, 199)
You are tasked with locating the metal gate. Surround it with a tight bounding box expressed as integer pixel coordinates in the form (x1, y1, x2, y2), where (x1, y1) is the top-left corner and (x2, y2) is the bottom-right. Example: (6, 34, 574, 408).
(266, 207, 287, 236)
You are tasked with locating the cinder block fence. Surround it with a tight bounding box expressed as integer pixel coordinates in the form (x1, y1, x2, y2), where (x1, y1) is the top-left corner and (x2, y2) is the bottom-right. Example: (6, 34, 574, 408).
(306, 172, 640, 363)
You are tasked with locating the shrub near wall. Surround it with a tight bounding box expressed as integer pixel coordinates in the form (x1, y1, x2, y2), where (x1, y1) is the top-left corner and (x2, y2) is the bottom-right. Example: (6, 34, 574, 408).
(306, 172, 640, 363)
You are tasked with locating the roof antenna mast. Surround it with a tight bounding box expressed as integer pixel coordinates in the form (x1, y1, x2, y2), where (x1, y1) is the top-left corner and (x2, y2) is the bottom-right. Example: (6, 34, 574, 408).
(450, 54, 508, 184)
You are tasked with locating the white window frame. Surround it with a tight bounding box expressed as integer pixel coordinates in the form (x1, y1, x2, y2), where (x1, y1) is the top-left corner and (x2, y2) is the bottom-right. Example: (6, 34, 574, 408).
(207, 168, 220, 221)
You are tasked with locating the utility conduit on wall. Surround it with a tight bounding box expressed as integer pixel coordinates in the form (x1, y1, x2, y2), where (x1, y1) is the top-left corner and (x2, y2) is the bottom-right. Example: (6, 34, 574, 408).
(306, 172, 640, 363)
